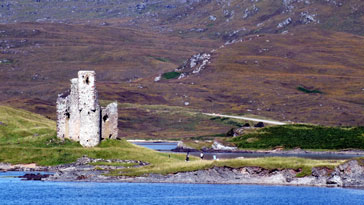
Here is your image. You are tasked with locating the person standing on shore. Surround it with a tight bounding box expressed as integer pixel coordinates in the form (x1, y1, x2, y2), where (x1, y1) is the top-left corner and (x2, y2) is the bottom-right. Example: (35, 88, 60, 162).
(200, 152, 204, 160)
(186, 151, 190, 162)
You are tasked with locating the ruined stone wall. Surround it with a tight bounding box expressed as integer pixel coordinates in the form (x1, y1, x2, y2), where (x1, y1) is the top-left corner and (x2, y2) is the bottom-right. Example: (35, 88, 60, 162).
(56, 70, 118, 147)
(56, 95, 69, 140)
(101, 102, 118, 140)
(68, 78, 80, 141)
(78, 71, 101, 147)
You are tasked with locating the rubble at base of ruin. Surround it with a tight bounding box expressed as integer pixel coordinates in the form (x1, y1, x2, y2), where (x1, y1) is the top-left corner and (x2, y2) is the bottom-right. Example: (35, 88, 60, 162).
(56, 71, 118, 147)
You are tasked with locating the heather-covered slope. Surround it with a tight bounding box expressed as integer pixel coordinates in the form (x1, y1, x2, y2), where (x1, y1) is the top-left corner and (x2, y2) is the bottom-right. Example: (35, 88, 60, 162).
(1, 0, 364, 37)
(151, 28, 364, 126)
(1, 1, 364, 138)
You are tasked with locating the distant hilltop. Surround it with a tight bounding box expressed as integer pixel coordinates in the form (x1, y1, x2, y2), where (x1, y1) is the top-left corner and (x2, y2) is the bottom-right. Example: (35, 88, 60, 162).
(1, 0, 363, 37)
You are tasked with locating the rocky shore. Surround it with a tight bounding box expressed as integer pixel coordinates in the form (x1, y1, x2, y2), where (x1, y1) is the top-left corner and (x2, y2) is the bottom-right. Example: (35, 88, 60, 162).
(2, 157, 363, 188)
(49, 159, 364, 188)
(0, 163, 50, 172)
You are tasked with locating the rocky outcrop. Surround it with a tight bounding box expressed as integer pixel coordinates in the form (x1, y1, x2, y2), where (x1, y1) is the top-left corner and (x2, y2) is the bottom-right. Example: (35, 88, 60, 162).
(19, 173, 51, 181)
(3, 156, 364, 187)
(45, 156, 148, 182)
(211, 141, 237, 151)
(254, 122, 265, 128)
(328, 159, 364, 187)
(277, 17, 292, 28)
(0, 163, 50, 172)
(38, 156, 364, 187)
(116, 160, 364, 187)
(45, 159, 362, 187)
(175, 53, 211, 79)
(227, 124, 253, 137)
(125, 166, 324, 186)
(171, 141, 198, 152)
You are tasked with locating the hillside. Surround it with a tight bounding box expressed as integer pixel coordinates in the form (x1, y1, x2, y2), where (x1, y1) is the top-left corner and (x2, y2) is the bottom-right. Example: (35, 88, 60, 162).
(1, 0, 364, 38)
(146, 27, 364, 126)
(0, 22, 216, 113)
(0, 1, 364, 138)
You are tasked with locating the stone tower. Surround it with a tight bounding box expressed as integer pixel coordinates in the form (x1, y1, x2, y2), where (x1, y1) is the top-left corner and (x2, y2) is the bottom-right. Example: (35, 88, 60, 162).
(56, 70, 118, 147)
(78, 71, 101, 147)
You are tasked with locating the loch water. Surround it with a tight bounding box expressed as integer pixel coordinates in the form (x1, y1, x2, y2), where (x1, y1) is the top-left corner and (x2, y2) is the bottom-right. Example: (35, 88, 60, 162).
(1, 172, 364, 205)
(132, 141, 364, 160)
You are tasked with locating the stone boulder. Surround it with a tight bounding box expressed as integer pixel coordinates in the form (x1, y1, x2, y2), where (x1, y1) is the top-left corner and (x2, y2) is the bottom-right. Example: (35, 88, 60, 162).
(332, 159, 364, 187)
(254, 122, 265, 128)
(212, 141, 237, 151)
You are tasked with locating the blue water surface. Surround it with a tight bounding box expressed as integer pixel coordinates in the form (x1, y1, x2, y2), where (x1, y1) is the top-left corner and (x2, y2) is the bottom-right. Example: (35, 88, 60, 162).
(132, 142, 177, 151)
(1, 172, 364, 205)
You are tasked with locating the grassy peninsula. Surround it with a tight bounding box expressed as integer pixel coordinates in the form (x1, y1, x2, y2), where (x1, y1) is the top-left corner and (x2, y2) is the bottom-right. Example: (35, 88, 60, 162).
(0, 105, 345, 177)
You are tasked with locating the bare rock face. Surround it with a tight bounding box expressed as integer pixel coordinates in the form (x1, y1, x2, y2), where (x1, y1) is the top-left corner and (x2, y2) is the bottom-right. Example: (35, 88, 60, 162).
(212, 141, 237, 151)
(56, 71, 118, 147)
(127, 161, 364, 187)
(175, 53, 211, 79)
(331, 160, 364, 187)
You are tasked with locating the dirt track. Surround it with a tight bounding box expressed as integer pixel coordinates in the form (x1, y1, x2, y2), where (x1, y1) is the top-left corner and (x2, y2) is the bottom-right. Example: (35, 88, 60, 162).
(203, 113, 287, 125)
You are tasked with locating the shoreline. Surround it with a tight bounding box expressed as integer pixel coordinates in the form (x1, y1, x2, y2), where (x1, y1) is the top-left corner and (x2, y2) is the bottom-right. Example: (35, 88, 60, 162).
(2, 157, 364, 188)
(171, 147, 364, 161)
(129, 139, 364, 159)
(2, 169, 361, 190)
(172, 146, 364, 155)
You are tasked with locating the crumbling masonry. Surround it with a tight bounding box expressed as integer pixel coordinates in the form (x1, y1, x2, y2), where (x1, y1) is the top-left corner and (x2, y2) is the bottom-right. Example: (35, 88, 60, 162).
(57, 71, 118, 147)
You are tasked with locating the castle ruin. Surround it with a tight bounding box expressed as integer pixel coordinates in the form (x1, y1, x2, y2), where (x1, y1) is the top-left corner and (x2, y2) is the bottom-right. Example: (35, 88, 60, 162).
(56, 71, 118, 147)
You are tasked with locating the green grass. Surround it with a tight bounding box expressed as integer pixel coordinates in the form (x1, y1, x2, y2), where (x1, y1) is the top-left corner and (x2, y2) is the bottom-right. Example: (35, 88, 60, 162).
(231, 124, 364, 150)
(108, 157, 342, 177)
(0, 105, 188, 165)
(0, 105, 57, 146)
(209, 117, 244, 127)
(154, 57, 169, 62)
(297, 86, 322, 94)
(162, 71, 181, 79)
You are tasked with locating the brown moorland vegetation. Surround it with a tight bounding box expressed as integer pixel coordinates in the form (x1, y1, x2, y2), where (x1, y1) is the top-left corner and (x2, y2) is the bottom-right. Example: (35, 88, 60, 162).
(1, 0, 364, 139)
(142, 27, 364, 127)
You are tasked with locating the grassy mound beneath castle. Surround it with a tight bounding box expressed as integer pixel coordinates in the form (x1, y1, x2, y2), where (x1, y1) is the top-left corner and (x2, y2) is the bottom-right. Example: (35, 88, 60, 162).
(0, 105, 186, 165)
(0, 106, 346, 177)
(231, 124, 364, 150)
